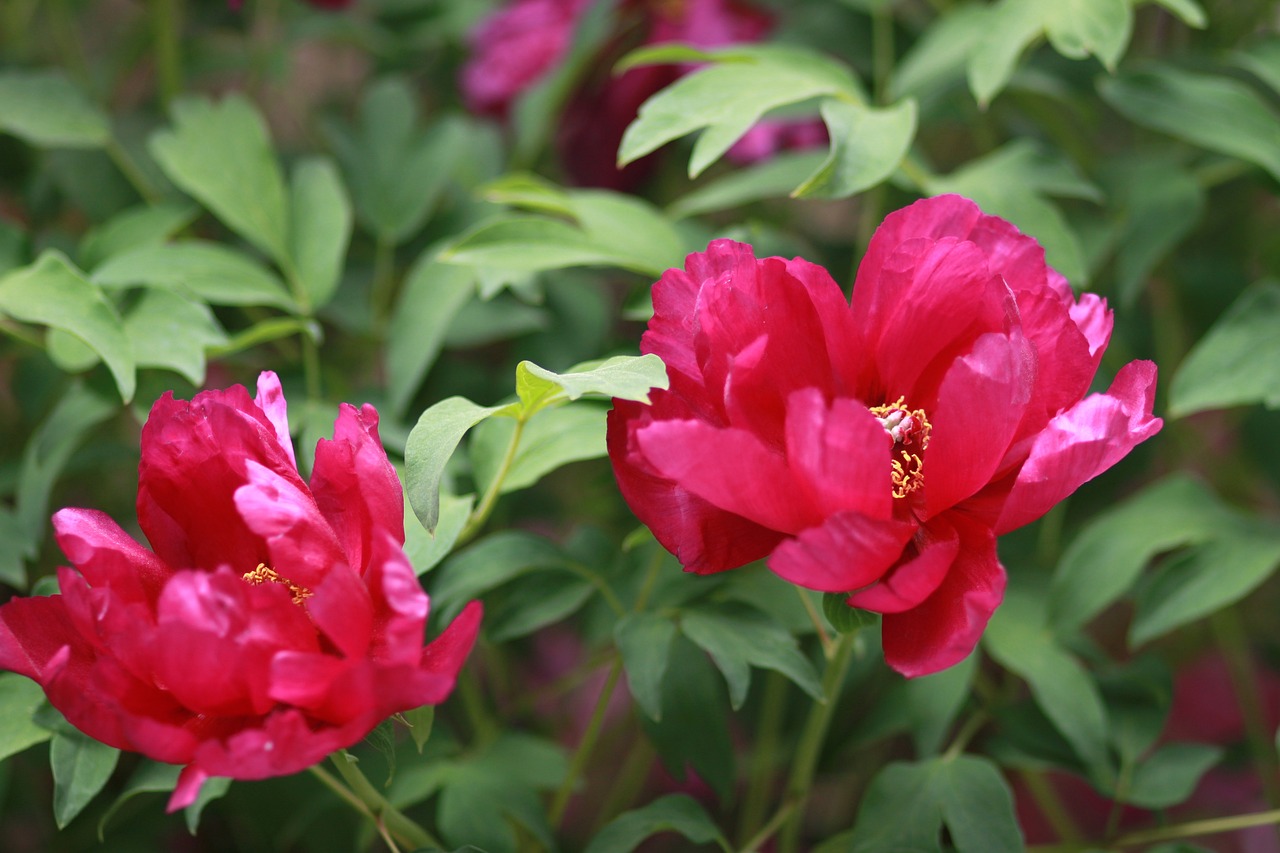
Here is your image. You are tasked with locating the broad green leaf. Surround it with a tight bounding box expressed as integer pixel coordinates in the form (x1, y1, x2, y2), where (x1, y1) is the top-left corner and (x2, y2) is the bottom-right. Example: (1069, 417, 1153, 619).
(93, 241, 296, 309)
(97, 762, 182, 841)
(619, 45, 862, 176)
(1232, 38, 1280, 95)
(429, 531, 568, 622)
(1120, 743, 1221, 808)
(680, 602, 824, 708)
(0, 252, 135, 401)
(851, 756, 1022, 853)
(405, 397, 503, 532)
(481, 173, 576, 217)
(892, 5, 990, 100)
(485, 571, 595, 641)
(1143, 0, 1207, 28)
(77, 202, 197, 271)
(1099, 65, 1280, 183)
(1050, 475, 1227, 633)
(585, 794, 729, 853)
(50, 730, 120, 828)
(0, 70, 109, 148)
(288, 157, 351, 311)
(403, 705, 435, 754)
(0, 673, 51, 762)
(1106, 157, 1203, 306)
(983, 587, 1111, 780)
(1043, 0, 1132, 70)
(967, 0, 1047, 107)
(386, 255, 476, 417)
(822, 593, 879, 635)
(513, 355, 668, 418)
(124, 289, 227, 384)
(443, 293, 548, 347)
(1130, 524, 1280, 646)
(615, 612, 678, 721)
(792, 98, 917, 199)
(1169, 281, 1280, 416)
(666, 151, 827, 219)
(471, 404, 606, 496)
(149, 95, 291, 264)
(904, 653, 978, 757)
(403, 490, 473, 577)
(442, 217, 666, 277)
(568, 192, 686, 273)
(1099, 656, 1173, 765)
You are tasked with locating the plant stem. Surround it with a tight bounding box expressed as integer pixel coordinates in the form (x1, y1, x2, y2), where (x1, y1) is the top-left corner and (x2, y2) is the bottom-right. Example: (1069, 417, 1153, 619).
(548, 656, 624, 828)
(1016, 769, 1083, 844)
(1112, 807, 1280, 848)
(457, 417, 526, 545)
(940, 709, 988, 762)
(105, 138, 161, 203)
(150, 0, 182, 110)
(633, 544, 665, 612)
(371, 236, 396, 335)
(739, 798, 798, 853)
(777, 630, 857, 853)
(736, 670, 787, 845)
(321, 754, 442, 851)
(871, 4, 894, 105)
(1211, 609, 1280, 812)
(796, 587, 834, 658)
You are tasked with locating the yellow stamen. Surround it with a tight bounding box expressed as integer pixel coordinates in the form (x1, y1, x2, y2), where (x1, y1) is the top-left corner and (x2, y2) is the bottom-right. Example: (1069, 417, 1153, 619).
(242, 563, 312, 605)
(868, 396, 932, 499)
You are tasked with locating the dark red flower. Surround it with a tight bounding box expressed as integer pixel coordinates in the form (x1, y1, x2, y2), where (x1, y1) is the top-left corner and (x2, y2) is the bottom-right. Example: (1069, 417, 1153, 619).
(0, 373, 481, 809)
(608, 195, 1161, 676)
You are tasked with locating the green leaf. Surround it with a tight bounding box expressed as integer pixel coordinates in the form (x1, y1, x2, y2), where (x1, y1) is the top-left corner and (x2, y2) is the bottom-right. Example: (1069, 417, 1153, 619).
(666, 151, 827, 219)
(1043, 0, 1132, 70)
(481, 173, 576, 217)
(386, 255, 476, 417)
(429, 531, 568, 622)
(486, 571, 595, 641)
(1098, 65, 1280, 183)
(124, 289, 227, 384)
(183, 776, 230, 834)
(0, 252, 135, 401)
(681, 602, 824, 709)
(1169, 281, 1280, 416)
(892, 5, 990, 100)
(1130, 523, 1280, 646)
(97, 762, 182, 841)
(585, 794, 729, 853)
(0, 70, 109, 148)
(983, 587, 1111, 780)
(615, 612, 679, 721)
(50, 730, 120, 828)
(443, 217, 666, 278)
(792, 98, 917, 199)
(1050, 475, 1227, 634)
(288, 157, 351, 311)
(0, 673, 52, 762)
(1105, 156, 1203, 307)
(1143, 0, 1207, 28)
(618, 45, 862, 176)
(149, 95, 291, 265)
(850, 756, 1022, 853)
(471, 404, 606, 496)
(1232, 38, 1280, 95)
(402, 705, 435, 754)
(822, 593, 879, 635)
(1121, 743, 1221, 808)
(403, 490, 473, 577)
(77, 202, 197, 271)
(569, 192, 687, 273)
(904, 654, 978, 757)
(404, 396, 503, 532)
(92, 241, 296, 309)
(513, 355, 669, 418)
(967, 0, 1048, 107)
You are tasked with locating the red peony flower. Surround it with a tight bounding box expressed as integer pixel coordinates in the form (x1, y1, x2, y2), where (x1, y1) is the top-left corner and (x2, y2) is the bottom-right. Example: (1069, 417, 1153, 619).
(608, 195, 1161, 676)
(0, 373, 481, 810)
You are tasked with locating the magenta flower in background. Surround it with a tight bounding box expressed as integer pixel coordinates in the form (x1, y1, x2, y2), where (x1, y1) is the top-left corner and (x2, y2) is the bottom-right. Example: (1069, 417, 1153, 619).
(608, 194, 1162, 677)
(0, 373, 481, 810)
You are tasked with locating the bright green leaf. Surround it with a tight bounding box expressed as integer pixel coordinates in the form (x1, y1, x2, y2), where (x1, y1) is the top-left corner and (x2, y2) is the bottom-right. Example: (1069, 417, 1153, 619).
(666, 151, 827, 219)
(513, 355, 668, 418)
(124, 289, 227, 385)
(967, 0, 1047, 107)
(78, 203, 197, 271)
(404, 397, 503, 532)
(1044, 0, 1132, 70)
(0, 673, 52, 763)
(402, 705, 435, 755)
(615, 612, 678, 721)
(92, 241, 296, 310)
(471, 404, 606, 496)
(0, 70, 109, 148)
(149, 95, 291, 264)
(0, 252, 135, 401)
(50, 731, 120, 828)
(792, 98, 917, 199)
(404, 490, 473, 577)
(386, 255, 476, 417)
(892, 5, 990, 100)
(585, 794, 729, 853)
(1169, 281, 1280, 416)
(288, 157, 351, 311)
(442, 217, 665, 277)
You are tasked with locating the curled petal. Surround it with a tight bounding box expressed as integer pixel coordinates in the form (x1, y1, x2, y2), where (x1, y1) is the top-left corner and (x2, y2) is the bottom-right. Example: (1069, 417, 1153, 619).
(847, 516, 961, 613)
(234, 460, 348, 590)
(168, 765, 210, 813)
(52, 509, 171, 606)
(768, 511, 916, 593)
(784, 389, 892, 519)
(254, 371, 297, 470)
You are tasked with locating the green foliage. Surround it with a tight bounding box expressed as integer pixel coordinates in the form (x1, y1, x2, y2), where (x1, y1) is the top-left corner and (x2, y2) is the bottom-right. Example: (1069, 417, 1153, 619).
(1170, 281, 1280, 415)
(0, 70, 109, 148)
(585, 794, 729, 853)
(50, 730, 120, 828)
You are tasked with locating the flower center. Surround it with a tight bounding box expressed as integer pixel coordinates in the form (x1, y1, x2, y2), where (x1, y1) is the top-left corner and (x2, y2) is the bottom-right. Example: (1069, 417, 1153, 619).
(242, 563, 312, 605)
(869, 396, 932, 499)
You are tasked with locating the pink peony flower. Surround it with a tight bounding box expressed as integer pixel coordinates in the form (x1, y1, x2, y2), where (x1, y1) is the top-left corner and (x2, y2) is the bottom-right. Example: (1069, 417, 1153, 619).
(608, 195, 1161, 676)
(0, 373, 481, 810)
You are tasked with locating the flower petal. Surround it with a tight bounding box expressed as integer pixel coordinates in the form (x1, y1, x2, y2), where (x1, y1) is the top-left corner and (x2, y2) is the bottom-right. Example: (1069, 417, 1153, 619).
(994, 360, 1162, 534)
(167, 765, 209, 813)
(768, 511, 916, 593)
(881, 516, 1005, 677)
(253, 371, 297, 470)
(413, 599, 485, 705)
(784, 388, 892, 519)
(52, 508, 172, 606)
(235, 460, 348, 590)
(847, 515, 961, 613)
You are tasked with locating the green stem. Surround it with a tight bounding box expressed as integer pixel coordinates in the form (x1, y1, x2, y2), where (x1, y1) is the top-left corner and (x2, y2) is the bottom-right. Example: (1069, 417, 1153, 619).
(48, 0, 90, 89)
(777, 631, 857, 853)
(371, 236, 396, 335)
(739, 798, 798, 853)
(105, 138, 161, 203)
(548, 657, 624, 828)
(871, 4, 894, 105)
(1211, 609, 1280, 811)
(458, 417, 526, 545)
(591, 737, 655, 833)
(1017, 769, 1083, 844)
(458, 667, 499, 747)
(940, 710, 988, 762)
(633, 544, 665, 613)
(325, 753, 442, 851)
(564, 559, 626, 616)
(149, 0, 182, 109)
(1112, 808, 1280, 848)
(736, 671, 788, 846)
(796, 587, 834, 659)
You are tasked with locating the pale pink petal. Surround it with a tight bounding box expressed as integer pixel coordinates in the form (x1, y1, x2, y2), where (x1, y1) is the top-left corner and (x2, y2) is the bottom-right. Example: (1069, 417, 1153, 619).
(768, 511, 916, 593)
(254, 371, 297, 469)
(1070, 293, 1113, 358)
(167, 765, 210, 812)
(52, 508, 172, 606)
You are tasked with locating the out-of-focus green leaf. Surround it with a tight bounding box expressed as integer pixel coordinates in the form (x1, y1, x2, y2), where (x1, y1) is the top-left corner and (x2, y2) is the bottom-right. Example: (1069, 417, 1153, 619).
(850, 756, 1023, 853)
(1043, 0, 1132, 71)
(1143, 0, 1207, 29)
(485, 571, 595, 641)
(93, 241, 296, 310)
(0, 70, 109, 148)
(402, 705, 435, 754)
(443, 217, 662, 276)
(405, 397, 503, 532)
(183, 776, 230, 835)
(984, 587, 1111, 781)
(0, 673, 51, 763)
(1099, 656, 1173, 766)
(892, 5, 990, 100)
(403, 490, 473, 577)
(0, 252, 135, 401)
(905, 653, 978, 757)
(1105, 157, 1203, 306)
(967, 0, 1049, 107)
(1169, 281, 1280, 416)
(470, 404, 606, 496)
(429, 531, 568, 623)
(149, 95, 291, 264)
(792, 98, 917, 199)
(481, 173, 576, 217)
(585, 794, 729, 853)
(1099, 65, 1280, 182)
(77, 203, 197, 271)
(615, 612, 678, 721)
(823, 593, 879, 635)
(619, 45, 862, 177)
(124, 289, 227, 385)
(1050, 475, 1227, 633)
(666, 151, 827, 219)
(97, 762, 182, 841)
(680, 602, 823, 709)
(50, 730, 119, 828)
(1119, 743, 1221, 808)
(288, 157, 351, 311)
(386, 254, 476, 417)
(1232, 38, 1280, 94)
(569, 192, 686, 273)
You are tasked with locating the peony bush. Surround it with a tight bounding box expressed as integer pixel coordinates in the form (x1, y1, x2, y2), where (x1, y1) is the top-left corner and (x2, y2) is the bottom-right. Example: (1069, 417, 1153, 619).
(0, 0, 1278, 851)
